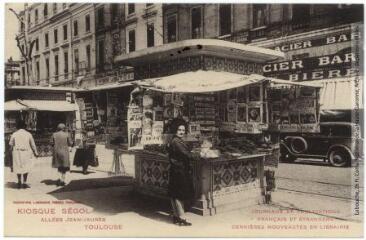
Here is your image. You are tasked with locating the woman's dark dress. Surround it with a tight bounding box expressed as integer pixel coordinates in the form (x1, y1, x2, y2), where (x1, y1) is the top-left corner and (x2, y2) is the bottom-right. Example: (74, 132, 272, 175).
(73, 145, 95, 168)
(168, 136, 194, 200)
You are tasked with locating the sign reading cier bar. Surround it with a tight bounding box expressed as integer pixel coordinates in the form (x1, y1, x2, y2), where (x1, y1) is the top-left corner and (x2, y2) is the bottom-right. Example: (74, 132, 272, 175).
(263, 51, 359, 81)
(272, 31, 361, 52)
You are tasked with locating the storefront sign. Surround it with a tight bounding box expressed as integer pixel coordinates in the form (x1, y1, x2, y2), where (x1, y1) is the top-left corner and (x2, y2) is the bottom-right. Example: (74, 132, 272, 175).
(141, 134, 165, 145)
(278, 124, 301, 132)
(272, 30, 361, 52)
(96, 74, 134, 86)
(220, 122, 236, 132)
(152, 121, 164, 136)
(263, 51, 359, 81)
(236, 122, 262, 134)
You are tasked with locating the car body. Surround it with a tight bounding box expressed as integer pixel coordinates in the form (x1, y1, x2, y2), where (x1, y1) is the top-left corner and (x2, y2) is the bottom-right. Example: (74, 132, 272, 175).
(280, 122, 363, 167)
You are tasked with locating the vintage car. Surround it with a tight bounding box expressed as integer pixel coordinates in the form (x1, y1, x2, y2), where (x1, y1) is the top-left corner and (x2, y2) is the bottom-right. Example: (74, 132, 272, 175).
(280, 122, 363, 167)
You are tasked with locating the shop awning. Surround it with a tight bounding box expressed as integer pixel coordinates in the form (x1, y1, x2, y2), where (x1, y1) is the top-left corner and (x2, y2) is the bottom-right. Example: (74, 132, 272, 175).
(4, 100, 29, 111)
(137, 70, 321, 93)
(4, 100, 77, 112)
(307, 77, 363, 110)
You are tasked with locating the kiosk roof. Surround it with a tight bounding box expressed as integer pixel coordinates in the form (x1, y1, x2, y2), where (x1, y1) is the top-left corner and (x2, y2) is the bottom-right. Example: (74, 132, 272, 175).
(115, 39, 285, 66)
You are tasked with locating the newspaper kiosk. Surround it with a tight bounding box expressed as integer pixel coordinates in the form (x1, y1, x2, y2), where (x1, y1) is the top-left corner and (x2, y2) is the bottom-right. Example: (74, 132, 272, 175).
(114, 39, 321, 215)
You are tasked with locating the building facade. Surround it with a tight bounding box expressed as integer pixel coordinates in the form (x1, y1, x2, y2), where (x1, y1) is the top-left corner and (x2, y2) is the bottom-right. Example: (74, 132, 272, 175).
(89, 3, 163, 88)
(162, 4, 363, 113)
(5, 58, 21, 87)
(162, 4, 363, 79)
(17, 3, 164, 88)
(17, 3, 97, 87)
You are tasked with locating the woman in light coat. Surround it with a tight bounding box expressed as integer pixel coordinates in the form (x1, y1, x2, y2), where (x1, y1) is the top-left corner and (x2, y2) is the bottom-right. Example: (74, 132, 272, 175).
(51, 123, 73, 186)
(9, 120, 38, 189)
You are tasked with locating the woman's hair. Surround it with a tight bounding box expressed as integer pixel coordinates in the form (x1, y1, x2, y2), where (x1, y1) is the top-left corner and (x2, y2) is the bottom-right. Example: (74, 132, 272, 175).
(170, 118, 188, 134)
(16, 120, 26, 129)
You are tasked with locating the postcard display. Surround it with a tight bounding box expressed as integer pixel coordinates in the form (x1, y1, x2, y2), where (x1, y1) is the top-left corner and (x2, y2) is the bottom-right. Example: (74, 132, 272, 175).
(268, 86, 320, 133)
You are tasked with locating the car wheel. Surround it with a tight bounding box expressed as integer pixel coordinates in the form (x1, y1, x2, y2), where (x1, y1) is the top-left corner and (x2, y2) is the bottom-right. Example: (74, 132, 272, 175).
(329, 149, 350, 167)
(280, 146, 296, 163)
(290, 137, 308, 154)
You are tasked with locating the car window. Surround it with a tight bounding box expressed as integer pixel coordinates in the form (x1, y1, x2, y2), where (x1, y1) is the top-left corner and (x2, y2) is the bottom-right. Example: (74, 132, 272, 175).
(330, 125, 352, 137)
(320, 126, 331, 135)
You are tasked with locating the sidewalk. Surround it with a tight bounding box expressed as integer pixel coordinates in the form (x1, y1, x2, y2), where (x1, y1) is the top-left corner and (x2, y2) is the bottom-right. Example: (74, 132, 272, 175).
(4, 157, 364, 237)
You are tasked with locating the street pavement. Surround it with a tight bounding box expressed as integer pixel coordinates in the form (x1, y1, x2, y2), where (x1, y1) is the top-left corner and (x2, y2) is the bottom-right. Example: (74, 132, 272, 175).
(276, 161, 364, 200)
(4, 155, 364, 237)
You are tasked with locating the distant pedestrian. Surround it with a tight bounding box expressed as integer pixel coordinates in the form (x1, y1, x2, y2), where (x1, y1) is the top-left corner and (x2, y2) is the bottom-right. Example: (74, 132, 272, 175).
(9, 120, 38, 189)
(73, 144, 96, 175)
(51, 123, 73, 186)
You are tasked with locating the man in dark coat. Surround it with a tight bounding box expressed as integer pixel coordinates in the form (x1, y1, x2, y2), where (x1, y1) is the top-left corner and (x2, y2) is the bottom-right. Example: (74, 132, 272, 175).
(51, 123, 73, 186)
(168, 119, 194, 226)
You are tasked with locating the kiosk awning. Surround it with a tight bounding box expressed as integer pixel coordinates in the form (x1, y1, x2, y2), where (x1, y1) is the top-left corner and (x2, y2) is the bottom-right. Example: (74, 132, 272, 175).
(307, 77, 363, 110)
(137, 70, 321, 93)
(88, 81, 137, 91)
(5, 100, 77, 112)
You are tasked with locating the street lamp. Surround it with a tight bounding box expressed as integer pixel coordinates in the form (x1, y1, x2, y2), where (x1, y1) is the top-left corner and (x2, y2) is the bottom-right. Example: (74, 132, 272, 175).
(9, 7, 35, 85)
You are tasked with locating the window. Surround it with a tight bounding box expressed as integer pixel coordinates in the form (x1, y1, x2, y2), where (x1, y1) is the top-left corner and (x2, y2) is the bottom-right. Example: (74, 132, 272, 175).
(53, 3, 57, 14)
(54, 54, 59, 80)
(253, 4, 267, 28)
(45, 33, 49, 48)
(74, 49, 79, 74)
(97, 7, 104, 28)
(54, 28, 58, 44)
(35, 9, 38, 24)
(292, 4, 310, 22)
(85, 15, 90, 32)
(128, 30, 136, 52)
(111, 4, 119, 25)
(44, 4, 48, 18)
(45, 58, 50, 79)
(191, 7, 202, 39)
(146, 3, 153, 8)
(97, 40, 105, 71)
(73, 20, 78, 36)
(63, 25, 68, 40)
(62, 3, 67, 9)
(86, 45, 91, 71)
(64, 51, 68, 75)
(36, 61, 40, 81)
(35, 38, 39, 51)
(22, 67, 26, 85)
(167, 15, 177, 43)
(314, 4, 337, 16)
(128, 4, 135, 15)
(147, 23, 154, 47)
(219, 4, 231, 36)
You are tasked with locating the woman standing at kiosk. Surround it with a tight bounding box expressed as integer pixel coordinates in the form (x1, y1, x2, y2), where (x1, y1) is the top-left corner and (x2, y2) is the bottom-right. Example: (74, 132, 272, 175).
(168, 119, 194, 226)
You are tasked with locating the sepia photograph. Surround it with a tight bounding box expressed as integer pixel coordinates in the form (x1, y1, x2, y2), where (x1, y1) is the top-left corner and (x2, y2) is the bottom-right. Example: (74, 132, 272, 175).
(3, 1, 364, 238)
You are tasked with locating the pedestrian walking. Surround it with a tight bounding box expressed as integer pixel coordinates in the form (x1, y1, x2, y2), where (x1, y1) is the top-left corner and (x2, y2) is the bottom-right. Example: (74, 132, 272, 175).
(73, 144, 96, 175)
(9, 120, 38, 189)
(51, 123, 73, 186)
(167, 118, 194, 226)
